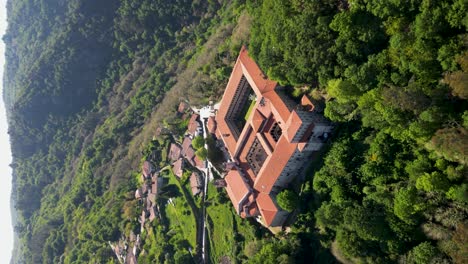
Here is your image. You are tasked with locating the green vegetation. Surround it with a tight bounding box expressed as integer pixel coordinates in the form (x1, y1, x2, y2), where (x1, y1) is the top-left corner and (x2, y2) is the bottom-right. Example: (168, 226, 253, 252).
(244, 98, 256, 121)
(192, 135, 208, 160)
(247, 0, 467, 263)
(206, 182, 257, 263)
(136, 165, 199, 263)
(276, 189, 299, 212)
(246, 238, 300, 264)
(5, 0, 467, 263)
(195, 148, 208, 161)
(165, 172, 198, 248)
(6, 0, 252, 263)
(192, 136, 205, 150)
(250, 0, 468, 263)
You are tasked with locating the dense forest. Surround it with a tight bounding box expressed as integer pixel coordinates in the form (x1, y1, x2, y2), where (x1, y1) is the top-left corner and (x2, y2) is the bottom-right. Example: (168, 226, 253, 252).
(3, 0, 467, 263)
(248, 0, 467, 263)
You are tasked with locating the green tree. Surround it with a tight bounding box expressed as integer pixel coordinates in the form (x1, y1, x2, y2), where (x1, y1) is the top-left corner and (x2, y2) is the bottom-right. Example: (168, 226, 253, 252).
(191, 136, 205, 150)
(446, 184, 468, 204)
(336, 228, 369, 259)
(249, 238, 299, 264)
(324, 100, 356, 122)
(326, 79, 361, 103)
(416, 172, 450, 193)
(249, 0, 338, 85)
(244, 240, 263, 258)
(276, 189, 299, 212)
(174, 249, 193, 264)
(343, 204, 391, 241)
(394, 187, 425, 224)
(315, 201, 345, 230)
(406, 242, 440, 264)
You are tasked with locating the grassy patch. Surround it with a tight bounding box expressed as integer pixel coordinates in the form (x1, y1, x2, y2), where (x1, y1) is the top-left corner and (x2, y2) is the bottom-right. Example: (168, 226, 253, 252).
(164, 171, 198, 248)
(206, 184, 257, 263)
(207, 203, 237, 262)
(244, 99, 256, 121)
(234, 217, 256, 243)
(165, 197, 197, 248)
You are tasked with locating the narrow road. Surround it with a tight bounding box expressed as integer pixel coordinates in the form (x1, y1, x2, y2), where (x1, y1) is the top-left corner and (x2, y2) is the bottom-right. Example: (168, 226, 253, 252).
(199, 106, 214, 264)
(201, 117, 209, 264)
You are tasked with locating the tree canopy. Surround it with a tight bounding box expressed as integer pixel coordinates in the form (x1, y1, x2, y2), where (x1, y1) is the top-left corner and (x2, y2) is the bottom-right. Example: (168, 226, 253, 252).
(276, 189, 299, 212)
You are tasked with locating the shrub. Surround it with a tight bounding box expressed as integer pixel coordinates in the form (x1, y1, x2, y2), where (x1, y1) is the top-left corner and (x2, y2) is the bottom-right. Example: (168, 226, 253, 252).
(192, 136, 205, 150)
(195, 148, 208, 160)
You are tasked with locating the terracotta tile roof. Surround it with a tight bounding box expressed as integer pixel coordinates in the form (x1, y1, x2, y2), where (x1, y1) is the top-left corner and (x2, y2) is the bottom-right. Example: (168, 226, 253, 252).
(142, 161, 152, 178)
(216, 47, 278, 157)
(301, 94, 315, 111)
(250, 108, 266, 132)
(181, 136, 192, 156)
(256, 99, 273, 121)
(178, 101, 189, 113)
(141, 183, 148, 194)
(254, 135, 298, 194)
(225, 169, 250, 214)
(216, 58, 245, 157)
(215, 47, 332, 227)
(190, 172, 203, 196)
(185, 147, 195, 163)
(155, 126, 163, 136)
(181, 136, 196, 163)
(263, 90, 292, 125)
(188, 114, 200, 135)
(238, 46, 277, 95)
(234, 124, 253, 157)
(256, 193, 279, 227)
(151, 178, 158, 194)
(299, 123, 315, 143)
(149, 206, 157, 222)
(256, 133, 273, 155)
(187, 157, 195, 167)
(172, 158, 184, 178)
(147, 193, 156, 204)
(194, 155, 205, 169)
(135, 188, 142, 199)
(168, 143, 182, 161)
(140, 210, 146, 226)
(260, 114, 276, 133)
(284, 111, 303, 142)
(126, 252, 137, 264)
(207, 116, 217, 134)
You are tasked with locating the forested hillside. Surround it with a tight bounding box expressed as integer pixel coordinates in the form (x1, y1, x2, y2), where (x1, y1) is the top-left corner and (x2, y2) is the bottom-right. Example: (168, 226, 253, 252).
(248, 0, 467, 263)
(4, 0, 249, 262)
(4, 0, 467, 263)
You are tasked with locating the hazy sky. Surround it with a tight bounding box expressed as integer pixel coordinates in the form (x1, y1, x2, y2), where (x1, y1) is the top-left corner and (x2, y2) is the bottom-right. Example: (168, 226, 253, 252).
(0, 0, 14, 262)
